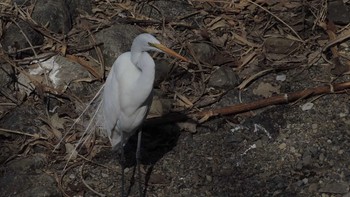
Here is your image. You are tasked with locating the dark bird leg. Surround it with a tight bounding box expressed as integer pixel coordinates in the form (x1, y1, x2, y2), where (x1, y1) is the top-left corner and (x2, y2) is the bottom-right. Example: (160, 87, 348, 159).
(136, 130, 142, 197)
(121, 134, 125, 197)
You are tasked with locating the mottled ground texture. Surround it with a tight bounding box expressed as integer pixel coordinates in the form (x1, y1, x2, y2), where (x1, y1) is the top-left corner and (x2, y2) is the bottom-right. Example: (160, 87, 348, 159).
(1, 0, 350, 197)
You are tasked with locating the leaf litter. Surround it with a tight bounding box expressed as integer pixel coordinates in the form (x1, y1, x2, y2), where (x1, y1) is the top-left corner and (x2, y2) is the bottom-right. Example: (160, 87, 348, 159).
(1, 0, 350, 196)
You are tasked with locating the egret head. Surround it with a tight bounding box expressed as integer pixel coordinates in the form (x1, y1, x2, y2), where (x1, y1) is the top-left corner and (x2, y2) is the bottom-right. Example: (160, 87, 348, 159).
(131, 33, 161, 52)
(131, 33, 188, 62)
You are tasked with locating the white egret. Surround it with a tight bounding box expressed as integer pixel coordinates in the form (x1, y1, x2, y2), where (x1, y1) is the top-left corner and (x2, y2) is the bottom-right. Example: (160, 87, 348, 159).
(102, 33, 187, 197)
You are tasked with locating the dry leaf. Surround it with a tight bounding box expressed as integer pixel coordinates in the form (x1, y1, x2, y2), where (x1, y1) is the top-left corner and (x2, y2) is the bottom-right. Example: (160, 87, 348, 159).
(175, 93, 193, 108)
(177, 122, 197, 133)
(210, 34, 228, 47)
(50, 113, 66, 130)
(209, 19, 227, 31)
(65, 143, 78, 160)
(148, 97, 163, 118)
(253, 82, 280, 98)
(66, 54, 101, 79)
(232, 32, 259, 48)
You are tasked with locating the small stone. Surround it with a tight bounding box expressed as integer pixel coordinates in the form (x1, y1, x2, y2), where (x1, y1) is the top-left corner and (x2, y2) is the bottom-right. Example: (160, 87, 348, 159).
(101, 173, 109, 178)
(301, 102, 314, 111)
(255, 140, 263, 148)
(206, 175, 212, 182)
(208, 65, 239, 89)
(312, 124, 318, 130)
(302, 178, 308, 184)
(69, 174, 76, 179)
(340, 112, 347, 118)
(276, 74, 286, 81)
(308, 183, 318, 192)
(302, 154, 312, 166)
(290, 147, 296, 153)
(279, 143, 287, 150)
(319, 153, 325, 161)
(338, 150, 344, 155)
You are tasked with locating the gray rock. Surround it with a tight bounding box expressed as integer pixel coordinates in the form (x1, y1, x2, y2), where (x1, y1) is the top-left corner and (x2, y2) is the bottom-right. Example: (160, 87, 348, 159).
(94, 24, 142, 68)
(208, 65, 239, 88)
(66, 0, 93, 19)
(139, 0, 193, 20)
(328, 0, 350, 25)
(154, 59, 173, 85)
(319, 181, 349, 194)
(32, 0, 72, 33)
(7, 154, 47, 172)
(343, 192, 350, 197)
(16, 55, 91, 97)
(0, 63, 13, 88)
(190, 42, 217, 65)
(1, 21, 44, 56)
(0, 173, 61, 197)
(0, 101, 44, 134)
(0, 154, 60, 197)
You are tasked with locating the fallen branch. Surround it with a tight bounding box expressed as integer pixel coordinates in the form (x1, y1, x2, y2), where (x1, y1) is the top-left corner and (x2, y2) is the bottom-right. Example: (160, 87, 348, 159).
(144, 81, 350, 125)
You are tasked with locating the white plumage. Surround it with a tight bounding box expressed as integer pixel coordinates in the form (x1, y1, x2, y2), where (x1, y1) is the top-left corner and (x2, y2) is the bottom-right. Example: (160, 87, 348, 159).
(102, 33, 187, 149)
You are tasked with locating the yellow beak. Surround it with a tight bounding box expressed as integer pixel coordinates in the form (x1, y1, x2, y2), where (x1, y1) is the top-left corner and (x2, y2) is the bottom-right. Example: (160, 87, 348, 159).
(149, 43, 188, 62)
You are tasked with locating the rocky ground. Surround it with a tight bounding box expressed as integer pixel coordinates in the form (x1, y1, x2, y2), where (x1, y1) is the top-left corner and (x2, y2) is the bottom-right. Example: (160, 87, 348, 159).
(0, 0, 350, 197)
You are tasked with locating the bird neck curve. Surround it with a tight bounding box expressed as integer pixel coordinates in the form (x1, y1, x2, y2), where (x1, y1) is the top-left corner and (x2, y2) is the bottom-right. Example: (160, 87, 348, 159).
(130, 49, 155, 92)
(130, 50, 142, 67)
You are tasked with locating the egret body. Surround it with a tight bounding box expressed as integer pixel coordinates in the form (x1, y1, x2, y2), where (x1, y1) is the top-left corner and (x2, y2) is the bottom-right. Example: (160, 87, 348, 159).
(102, 33, 187, 196)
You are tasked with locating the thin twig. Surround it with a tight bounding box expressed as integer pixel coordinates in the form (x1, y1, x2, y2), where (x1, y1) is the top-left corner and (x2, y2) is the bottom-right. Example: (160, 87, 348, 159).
(247, 0, 304, 42)
(80, 162, 107, 197)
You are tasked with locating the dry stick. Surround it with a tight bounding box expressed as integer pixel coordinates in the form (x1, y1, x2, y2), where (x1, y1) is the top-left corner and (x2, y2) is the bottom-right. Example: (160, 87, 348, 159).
(86, 29, 105, 80)
(80, 162, 106, 197)
(195, 81, 350, 118)
(15, 6, 63, 44)
(0, 127, 47, 139)
(247, 0, 304, 43)
(144, 81, 350, 125)
(58, 161, 83, 197)
(322, 31, 350, 53)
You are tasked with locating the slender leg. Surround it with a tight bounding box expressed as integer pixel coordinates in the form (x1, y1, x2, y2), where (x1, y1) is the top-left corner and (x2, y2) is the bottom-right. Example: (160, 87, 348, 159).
(120, 146, 125, 197)
(121, 133, 125, 197)
(136, 130, 142, 197)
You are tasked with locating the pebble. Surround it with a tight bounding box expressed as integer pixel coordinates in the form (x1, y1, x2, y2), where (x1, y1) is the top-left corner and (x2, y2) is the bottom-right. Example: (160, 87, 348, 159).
(301, 102, 314, 111)
(101, 173, 109, 178)
(276, 74, 286, 81)
(206, 175, 212, 182)
(255, 139, 263, 148)
(279, 143, 287, 150)
(208, 65, 239, 89)
(290, 146, 296, 153)
(339, 112, 347, 118)
(302, 178, 308, 184)
(69, 174, 76, 179)
(319, 153, 325, 161)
